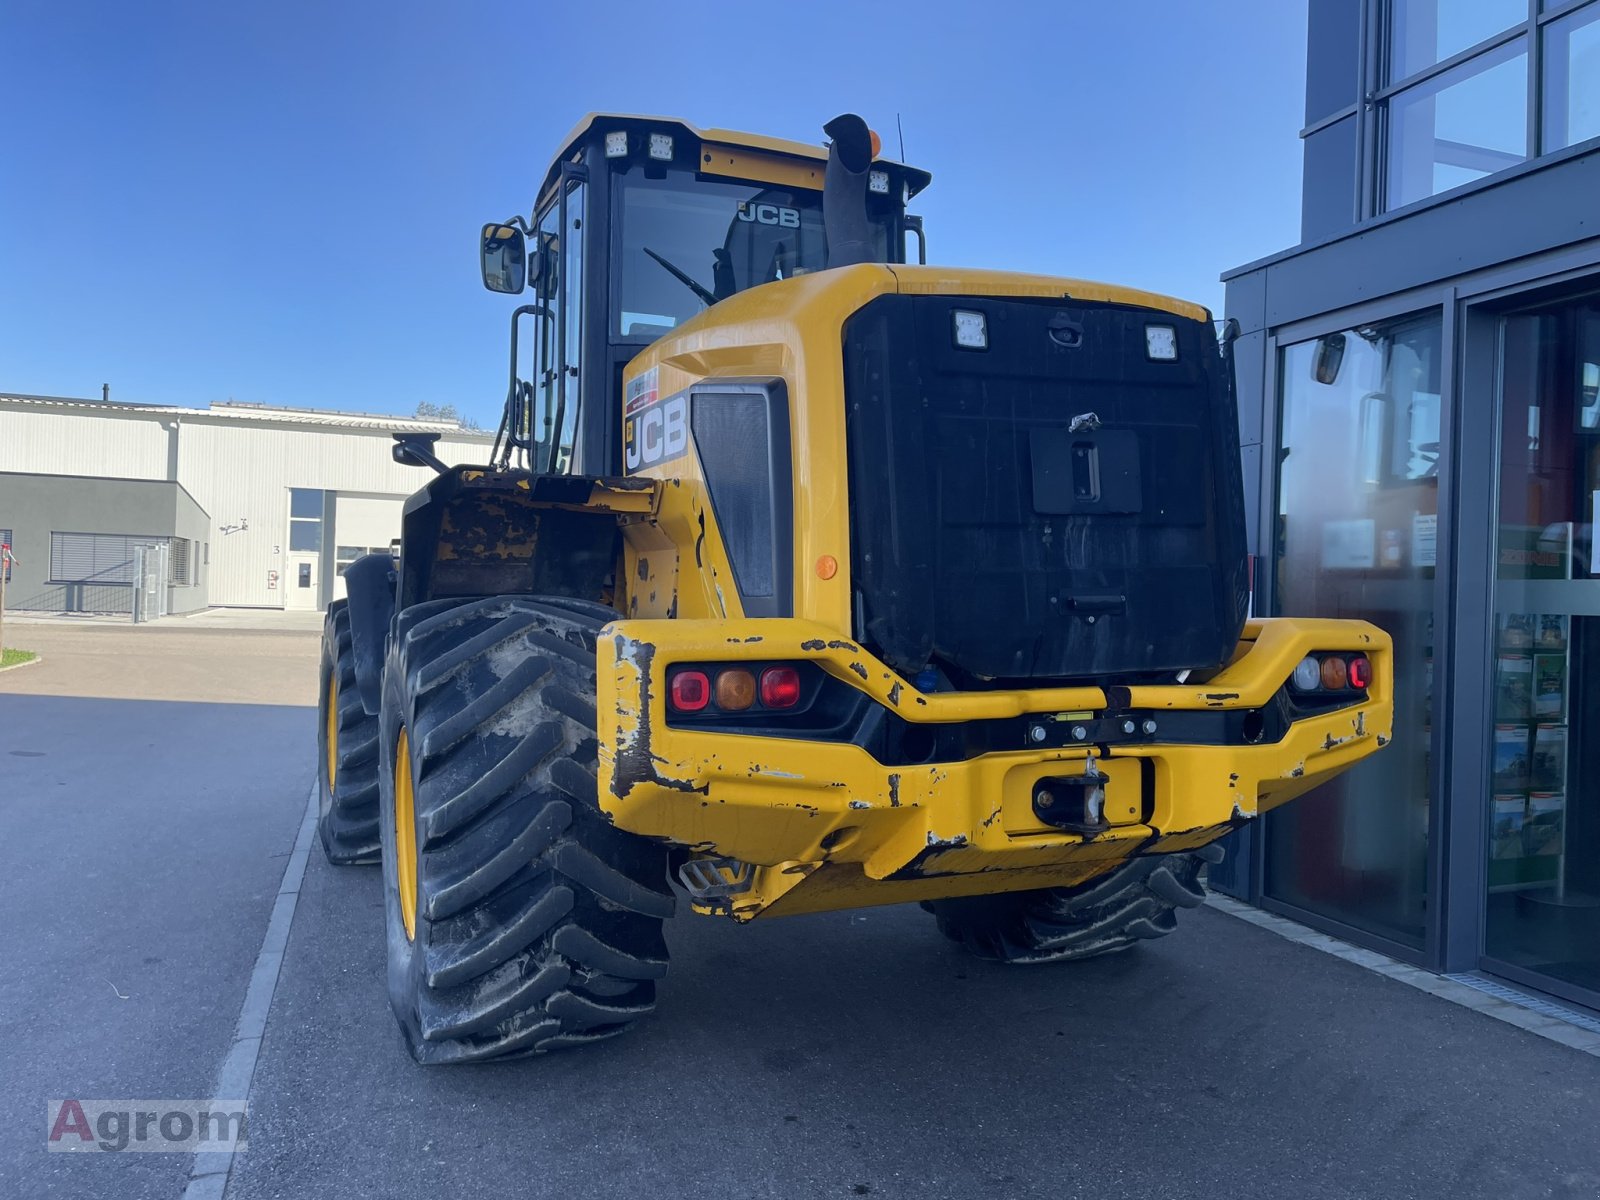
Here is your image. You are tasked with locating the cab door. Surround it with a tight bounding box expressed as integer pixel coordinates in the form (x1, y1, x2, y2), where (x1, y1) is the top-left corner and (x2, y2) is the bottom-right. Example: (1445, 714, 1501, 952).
(524, 177, 587, 475)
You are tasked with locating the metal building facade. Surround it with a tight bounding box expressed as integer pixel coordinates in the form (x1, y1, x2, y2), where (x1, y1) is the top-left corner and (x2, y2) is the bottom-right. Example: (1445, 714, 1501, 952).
(0, 395, 494, 611)
(1222, 0, 1600, 1012)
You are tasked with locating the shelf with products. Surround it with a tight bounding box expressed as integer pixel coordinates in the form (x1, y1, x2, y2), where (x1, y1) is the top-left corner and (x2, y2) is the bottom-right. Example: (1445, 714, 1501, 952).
(1489, 612, 1570, 892)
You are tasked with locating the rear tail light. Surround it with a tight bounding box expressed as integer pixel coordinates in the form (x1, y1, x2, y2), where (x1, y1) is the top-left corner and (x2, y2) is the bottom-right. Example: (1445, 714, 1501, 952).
(668, 669, 710, 712)
(714, 668, 757, 711)
(759, 666, 802, 708)
(1347, 655, 1371, 690)
(1289, 653, 1373, 696)
(667, 662, 807, 716)
(1320, 656, 1348, 690)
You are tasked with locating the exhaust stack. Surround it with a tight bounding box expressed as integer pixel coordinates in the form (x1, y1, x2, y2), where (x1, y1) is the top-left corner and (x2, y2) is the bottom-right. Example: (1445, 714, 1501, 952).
(823, 113, 875, 270)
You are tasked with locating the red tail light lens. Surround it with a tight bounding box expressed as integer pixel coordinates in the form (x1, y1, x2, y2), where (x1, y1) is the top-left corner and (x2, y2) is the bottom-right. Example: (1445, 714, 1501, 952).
(759, 666, 802, 709)
(1347, 655, 1371, 690)
(668, 669, 710, 712)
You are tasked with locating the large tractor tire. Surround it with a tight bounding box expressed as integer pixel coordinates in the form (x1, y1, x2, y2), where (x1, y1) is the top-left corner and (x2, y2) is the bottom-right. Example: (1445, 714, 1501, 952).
(924, 844, 1223, 964)
(378, 595, 675, 1064)
(317, 600, 383, 865)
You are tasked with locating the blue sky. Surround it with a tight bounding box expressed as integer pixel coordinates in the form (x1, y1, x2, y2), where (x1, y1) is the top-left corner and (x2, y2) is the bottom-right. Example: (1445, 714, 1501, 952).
(1, 1, 1308, 427)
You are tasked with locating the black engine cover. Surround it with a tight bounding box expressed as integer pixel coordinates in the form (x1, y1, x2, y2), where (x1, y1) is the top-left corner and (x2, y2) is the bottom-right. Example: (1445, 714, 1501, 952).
(841, 293, 1249, 683)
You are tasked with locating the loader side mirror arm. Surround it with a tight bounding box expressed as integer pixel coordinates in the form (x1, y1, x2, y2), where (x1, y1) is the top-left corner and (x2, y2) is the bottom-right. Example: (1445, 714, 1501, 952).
(392, 432, 448, 474)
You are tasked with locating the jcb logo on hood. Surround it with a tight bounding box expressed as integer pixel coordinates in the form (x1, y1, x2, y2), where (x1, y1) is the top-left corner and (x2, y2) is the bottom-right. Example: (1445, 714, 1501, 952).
(625, 392, 688, 472)
(736, 202, 800, 228)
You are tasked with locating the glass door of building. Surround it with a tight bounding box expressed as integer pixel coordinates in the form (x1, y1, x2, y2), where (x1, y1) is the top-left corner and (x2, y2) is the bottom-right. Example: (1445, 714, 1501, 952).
(1484, 297, 1600, 1005)
(1267, 313, 1444, 952)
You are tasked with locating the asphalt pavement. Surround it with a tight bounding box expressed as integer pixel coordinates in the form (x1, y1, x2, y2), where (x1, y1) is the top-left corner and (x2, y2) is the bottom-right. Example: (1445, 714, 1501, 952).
(4, 647, 1600, 1199)
(0, 694, 309, 1199)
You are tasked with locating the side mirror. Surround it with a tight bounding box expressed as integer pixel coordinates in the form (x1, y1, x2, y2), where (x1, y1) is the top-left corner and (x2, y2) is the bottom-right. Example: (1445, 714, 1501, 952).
(1312, 332, 1347, 385)
(480, 223, 527, 294)
(392, 432, 447, 474)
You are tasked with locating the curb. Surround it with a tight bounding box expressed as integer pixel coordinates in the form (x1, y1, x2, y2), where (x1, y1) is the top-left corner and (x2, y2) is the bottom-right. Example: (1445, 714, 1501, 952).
(1206, 892, 1600, 1058)
(0, 654, 43, 675)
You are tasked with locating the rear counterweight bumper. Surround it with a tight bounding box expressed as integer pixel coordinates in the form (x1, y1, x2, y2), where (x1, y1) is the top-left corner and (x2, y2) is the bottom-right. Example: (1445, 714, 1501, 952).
(595, 617, 1392, 919)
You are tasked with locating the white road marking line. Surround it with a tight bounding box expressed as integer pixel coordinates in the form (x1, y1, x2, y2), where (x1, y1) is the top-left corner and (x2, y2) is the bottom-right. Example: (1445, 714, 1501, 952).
(184, 781, 319, 1200)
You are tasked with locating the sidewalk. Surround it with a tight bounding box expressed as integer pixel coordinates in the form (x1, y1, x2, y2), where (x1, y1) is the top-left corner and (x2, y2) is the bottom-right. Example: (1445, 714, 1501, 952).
(4, 606, 325, 632)
(0, 617, 318, 704)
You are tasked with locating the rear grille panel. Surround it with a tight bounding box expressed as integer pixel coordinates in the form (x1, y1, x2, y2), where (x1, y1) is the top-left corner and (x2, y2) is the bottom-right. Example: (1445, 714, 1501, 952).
(842, 294, 1249, 683)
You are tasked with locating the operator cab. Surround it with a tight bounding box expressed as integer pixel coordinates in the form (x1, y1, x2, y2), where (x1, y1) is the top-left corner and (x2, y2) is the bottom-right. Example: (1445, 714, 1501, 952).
(477, 114, 931, 476)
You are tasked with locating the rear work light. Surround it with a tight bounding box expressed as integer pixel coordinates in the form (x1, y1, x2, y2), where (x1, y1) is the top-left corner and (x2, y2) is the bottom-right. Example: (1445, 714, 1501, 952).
(1289, 653, 1373, 696)
(1290, 656, 1322, 692)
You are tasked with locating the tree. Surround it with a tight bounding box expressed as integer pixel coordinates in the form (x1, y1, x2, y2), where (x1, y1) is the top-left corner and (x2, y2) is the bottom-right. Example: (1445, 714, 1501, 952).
(414, 401, 481, 430)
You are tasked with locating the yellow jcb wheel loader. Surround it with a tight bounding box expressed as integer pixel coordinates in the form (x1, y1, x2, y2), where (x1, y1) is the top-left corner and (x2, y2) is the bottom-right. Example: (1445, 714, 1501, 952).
(316, 113, 1393, 1063)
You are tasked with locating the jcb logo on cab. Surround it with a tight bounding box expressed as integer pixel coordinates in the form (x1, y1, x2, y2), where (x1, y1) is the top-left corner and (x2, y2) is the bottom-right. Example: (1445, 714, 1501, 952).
(735, 202, 800, 228)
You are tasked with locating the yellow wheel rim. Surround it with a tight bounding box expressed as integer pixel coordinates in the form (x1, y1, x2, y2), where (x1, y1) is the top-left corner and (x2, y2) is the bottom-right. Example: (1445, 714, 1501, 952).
(325, 675, 339, 791)
(394, 727, 419, 942)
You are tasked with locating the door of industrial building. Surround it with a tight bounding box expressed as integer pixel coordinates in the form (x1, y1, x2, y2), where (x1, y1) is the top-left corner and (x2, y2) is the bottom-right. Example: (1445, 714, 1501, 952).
(330, 493, 405, 603)
(284, 552, 319, 610)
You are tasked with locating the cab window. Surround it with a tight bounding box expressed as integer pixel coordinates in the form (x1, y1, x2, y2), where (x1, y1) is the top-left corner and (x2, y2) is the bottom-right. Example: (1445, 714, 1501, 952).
(614, 171, 892, 339)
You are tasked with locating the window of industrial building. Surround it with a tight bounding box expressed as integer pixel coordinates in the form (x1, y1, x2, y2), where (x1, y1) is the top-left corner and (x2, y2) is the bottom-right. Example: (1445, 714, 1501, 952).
(288, 488, 323, 552)
(1267, 313, 1445, 950)
(48, 532, 161, 585)
(1543, 2, 1600, 152)
(169, 537, 191, 587)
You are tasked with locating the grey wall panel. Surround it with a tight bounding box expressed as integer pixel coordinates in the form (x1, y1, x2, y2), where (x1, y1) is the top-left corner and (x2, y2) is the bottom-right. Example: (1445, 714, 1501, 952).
(0, 472, 205, 614)
(1304, 0, 1361, 124)
(1231, 329, 1269, 445)
(1261, 151, 1600, 327)
(1301, 116, 1359, 243)
(170, 485, 212, 613)
(1224, 269, 1268, 337)
(1240, 441, 1264, 552)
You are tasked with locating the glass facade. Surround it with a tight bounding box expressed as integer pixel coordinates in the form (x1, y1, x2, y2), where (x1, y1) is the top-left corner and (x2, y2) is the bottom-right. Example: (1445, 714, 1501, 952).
(1385, 37, 1528, 209)
(1267, 315, 1444, 948)
(1484, 296, 1600, 996)
(1388, 0, 1526, 77)
(1374, 0, 1600, 214)
(1232, 0, 1600, 1014)
(1542, 3, 1600, 152)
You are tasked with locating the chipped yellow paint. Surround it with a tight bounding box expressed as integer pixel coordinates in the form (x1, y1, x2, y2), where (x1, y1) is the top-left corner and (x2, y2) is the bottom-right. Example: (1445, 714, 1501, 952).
(595, 616, 1393, 919)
